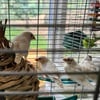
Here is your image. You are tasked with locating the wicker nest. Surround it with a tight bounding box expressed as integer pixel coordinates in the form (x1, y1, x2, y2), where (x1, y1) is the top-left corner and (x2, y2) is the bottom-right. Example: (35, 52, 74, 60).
(0, 19, 39, 100)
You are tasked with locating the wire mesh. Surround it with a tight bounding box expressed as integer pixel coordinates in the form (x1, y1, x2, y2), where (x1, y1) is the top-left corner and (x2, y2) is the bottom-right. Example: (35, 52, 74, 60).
(0, 0, 100, 100)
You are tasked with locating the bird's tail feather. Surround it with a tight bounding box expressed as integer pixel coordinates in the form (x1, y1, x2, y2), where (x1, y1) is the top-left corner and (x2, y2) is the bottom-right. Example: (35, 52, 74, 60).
(15, 54, 22, 64)
(88, 75, 97, 82)
(81, 81, 94, 89)
(53, 78, 64, 88)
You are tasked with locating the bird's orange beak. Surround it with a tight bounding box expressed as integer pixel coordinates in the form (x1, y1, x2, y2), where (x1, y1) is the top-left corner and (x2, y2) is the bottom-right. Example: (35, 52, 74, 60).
(32, 35, 36, 40)
(31, 33, 36, 40)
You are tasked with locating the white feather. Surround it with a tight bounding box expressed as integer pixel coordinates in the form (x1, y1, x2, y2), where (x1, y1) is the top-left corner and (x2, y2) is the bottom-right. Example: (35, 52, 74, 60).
(12, 32, 35, 64)
(80, 55, 98, 82)
(63, 57, 94, 89)
(35, 56, 63, 88)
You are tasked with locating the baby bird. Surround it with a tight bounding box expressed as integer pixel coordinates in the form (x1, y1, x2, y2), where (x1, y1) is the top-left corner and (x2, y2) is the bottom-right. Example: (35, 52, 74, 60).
(12, 31, 36, 64)
(35, 56, 64, 88)
(63, 57, 94, 88)
(80, 55, 98, 82)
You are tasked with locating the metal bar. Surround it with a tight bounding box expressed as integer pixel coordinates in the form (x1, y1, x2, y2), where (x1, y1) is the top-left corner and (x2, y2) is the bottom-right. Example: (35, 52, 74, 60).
(4, 24, 100, 27)
(93, 70, 100, 100)
(36, 0, 40, 57)
(91, 28, 100, 31)
(0, 2, 91, 4)
(77, 0, 88, 63)
(7, 0, 11, 41)
(0, 48, 100, 53)
(0, 12, 97, 15)
(52, 0, 58, 62)
(0, 91, 95, 96)
(0, 71, 98, 76)
(0, 2, 92, 4)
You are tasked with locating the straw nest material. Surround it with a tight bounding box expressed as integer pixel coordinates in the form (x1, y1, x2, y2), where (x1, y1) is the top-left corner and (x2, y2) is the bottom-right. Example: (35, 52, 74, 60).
(0, 19, 39, 100)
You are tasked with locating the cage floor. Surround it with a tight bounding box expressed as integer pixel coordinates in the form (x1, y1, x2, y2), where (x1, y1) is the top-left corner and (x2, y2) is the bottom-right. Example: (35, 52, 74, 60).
(39, 81, 99, 100)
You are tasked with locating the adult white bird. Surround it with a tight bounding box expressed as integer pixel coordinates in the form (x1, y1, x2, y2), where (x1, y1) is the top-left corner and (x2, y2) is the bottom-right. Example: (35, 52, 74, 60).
(63, 57, 94, 88)
(80, 55, 98, 82)
(35, 56, 64, 88)
(80, 55, 97, 71)
(12, 31, 36, 64)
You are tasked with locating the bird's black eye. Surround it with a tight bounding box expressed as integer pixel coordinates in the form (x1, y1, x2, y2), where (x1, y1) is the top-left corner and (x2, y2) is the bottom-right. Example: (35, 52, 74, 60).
(38, 58, 42, 60)
(67, 58, 71, 61)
